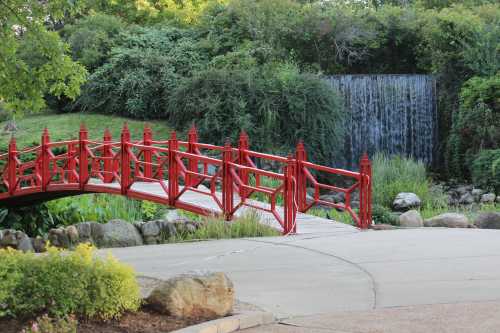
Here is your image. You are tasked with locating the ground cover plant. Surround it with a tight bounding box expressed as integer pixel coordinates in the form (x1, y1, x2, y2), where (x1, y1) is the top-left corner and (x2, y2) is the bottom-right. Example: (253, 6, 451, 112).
(0, 243, 141, 319)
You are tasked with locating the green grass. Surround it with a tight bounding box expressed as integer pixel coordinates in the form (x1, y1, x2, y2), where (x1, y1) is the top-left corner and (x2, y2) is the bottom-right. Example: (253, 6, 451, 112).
(170, 210, 281, 241)
(420, 203, 499, 221)
(307, 208, 355, 225)
(372, 153, 448, 209)
(0, 113, 172, 151)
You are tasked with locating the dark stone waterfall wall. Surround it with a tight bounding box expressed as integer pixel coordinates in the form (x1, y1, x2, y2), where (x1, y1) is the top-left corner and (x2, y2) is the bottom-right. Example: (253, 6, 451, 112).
(327, 75, 437, 169)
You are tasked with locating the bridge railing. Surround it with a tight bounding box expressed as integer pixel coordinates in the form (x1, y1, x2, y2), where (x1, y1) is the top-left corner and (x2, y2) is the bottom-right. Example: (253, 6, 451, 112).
(0, 124, 372, 234)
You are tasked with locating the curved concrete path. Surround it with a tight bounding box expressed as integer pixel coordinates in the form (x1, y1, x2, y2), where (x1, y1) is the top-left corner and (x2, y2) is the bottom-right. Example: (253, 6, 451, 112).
(107, 223, 500, 331)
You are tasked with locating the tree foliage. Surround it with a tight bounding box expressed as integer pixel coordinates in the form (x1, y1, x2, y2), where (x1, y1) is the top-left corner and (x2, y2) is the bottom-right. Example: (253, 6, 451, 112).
(0, 0, 87, 114)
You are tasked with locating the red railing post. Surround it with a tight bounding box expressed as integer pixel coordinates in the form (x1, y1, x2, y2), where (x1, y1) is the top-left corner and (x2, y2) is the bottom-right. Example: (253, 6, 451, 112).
(187, 125, 198, 187)
(120, 123, 131, 195)
(295, 140, 307, 212)
(103, 128, 113, 183)
(222, 139, 234, 221)
(41, 128, 50, 191)
(238, 131, 249, 198)
(359, 153, 372, 229)
(284, 155, 297, 234)
(7, 137, 17, 195)
(67, 141, 77, 183)
(168, 131, 179, 206)
(79, 124, 89, 190)
(143, 124, 153, 180)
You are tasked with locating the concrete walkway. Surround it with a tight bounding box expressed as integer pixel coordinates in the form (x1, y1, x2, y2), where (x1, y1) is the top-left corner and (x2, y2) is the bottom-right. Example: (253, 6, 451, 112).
(107, 219, 500, 332)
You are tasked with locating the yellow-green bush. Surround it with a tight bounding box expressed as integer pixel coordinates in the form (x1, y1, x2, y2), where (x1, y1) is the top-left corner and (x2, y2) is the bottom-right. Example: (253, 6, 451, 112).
(0, 244, 141, 319)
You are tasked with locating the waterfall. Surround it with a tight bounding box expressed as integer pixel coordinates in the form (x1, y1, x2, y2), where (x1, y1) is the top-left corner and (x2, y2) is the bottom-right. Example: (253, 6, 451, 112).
(327, 75, 437, 169)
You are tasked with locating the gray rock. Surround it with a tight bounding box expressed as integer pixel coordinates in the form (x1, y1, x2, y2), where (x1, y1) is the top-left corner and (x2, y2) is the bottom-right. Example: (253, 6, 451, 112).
(48, 228, 70, 248)
(474, 212, 500, 229)
(458, 192, 474, 205)
(471, 189, 484, 202)
(66, 225, 79, 244)
(497, 196, 500, 203)
(0, 230, 33, 252)
(0, 230, 3, 243)
(480, 193, 496, 204)
(158, 220, 178, 239)
(424, 213, 472, 228)
(393, 192, 422, 211)
(141, 221, 162, 245)
(0, 229, 19, 247)
(399, 210, 424, 228)
(75, 222, 94, 243)
(92, 219, 143, 248)
(371, 224, 398, 230)
(32, 236, 47, 253)
(18, 236, 34, 252)
(350, 200, 360, 209)
(456, 185, 472, 196)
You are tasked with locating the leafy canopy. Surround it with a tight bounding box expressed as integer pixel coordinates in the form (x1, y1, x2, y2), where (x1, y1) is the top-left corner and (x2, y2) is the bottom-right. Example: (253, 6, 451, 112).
(0, 0, 87, 114)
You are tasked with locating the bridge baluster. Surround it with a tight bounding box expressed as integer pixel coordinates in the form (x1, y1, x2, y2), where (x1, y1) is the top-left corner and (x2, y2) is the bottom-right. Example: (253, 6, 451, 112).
(8, 137, 17, 195)
(295, 141, 308, 212)
(67, 142, 78, 183)
(283, 155, 297, 235)
(359, 153, 372, 229)
(121, 124, 131, 195)
(103, 129, 113, 183)
(222, 139, 233, 221)
(79, 124, 89, 190)
(143, 125, 153, 181)
(187, 125, 198, 187)
(238, 131, 249, 198)
(168, 131, 179, 206)
(41, 128, 50, 191)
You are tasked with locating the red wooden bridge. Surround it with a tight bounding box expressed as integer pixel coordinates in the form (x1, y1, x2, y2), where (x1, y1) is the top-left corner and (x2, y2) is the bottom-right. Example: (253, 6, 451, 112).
(0, 124, 372, 234)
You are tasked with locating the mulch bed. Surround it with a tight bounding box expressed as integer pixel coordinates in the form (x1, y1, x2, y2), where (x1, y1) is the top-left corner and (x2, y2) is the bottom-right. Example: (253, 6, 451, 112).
(0, 305, 204, 333)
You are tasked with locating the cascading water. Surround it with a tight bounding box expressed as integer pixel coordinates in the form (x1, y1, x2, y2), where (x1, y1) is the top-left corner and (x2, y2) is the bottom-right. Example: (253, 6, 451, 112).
(327, 75, 437, 169)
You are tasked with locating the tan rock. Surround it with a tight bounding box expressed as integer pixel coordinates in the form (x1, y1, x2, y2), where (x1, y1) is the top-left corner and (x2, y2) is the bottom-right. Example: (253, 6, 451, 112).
(424, 213, 472, 228)
(399, 210, 424, 228)
(147, 272, 234, 320)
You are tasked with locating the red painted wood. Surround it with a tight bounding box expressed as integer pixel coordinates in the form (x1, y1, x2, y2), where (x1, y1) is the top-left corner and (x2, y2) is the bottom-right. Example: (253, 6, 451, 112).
(0, 124, 372, 233)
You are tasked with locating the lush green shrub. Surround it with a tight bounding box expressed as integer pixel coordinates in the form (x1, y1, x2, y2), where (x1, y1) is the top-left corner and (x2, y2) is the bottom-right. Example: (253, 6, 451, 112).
(471, 149, 500, 193)
(0, 244, 141, 319)
(77, 27, 207, 118)
(0, 204, 56, 237)
(46, 194, 166, 226)
(372, 153, 431, 208)
(168, 63, 344, 165)
(447, 75, 500, 178)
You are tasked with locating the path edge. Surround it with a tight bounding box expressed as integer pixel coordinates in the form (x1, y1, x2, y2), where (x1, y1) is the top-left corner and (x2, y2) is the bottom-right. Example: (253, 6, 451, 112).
(171, 311, 275, 333)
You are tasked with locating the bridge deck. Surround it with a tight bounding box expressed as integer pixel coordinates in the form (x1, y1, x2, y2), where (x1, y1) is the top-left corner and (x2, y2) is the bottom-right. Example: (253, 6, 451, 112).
(88, 180, 357, 235)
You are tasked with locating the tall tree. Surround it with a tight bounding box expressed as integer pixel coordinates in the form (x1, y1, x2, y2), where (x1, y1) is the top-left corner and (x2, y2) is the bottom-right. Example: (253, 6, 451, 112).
(0, 0, 87, 115)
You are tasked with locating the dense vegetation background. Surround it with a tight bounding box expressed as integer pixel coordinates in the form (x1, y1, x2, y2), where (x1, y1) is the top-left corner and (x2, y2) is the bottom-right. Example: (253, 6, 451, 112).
(1, 0, 499, 183)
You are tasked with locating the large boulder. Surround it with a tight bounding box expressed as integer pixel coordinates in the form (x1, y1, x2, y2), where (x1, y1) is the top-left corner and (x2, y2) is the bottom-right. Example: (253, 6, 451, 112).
(398, 210, 424, 228)
(474, 212, 500, 229)
(92, 219, 143, 248)
(480, 193, 496, 204)
(147, 272, 234, 320)
(393, 193, 421, 211)
(424, 213, 472, 228)
(141, 220, 178, 245)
